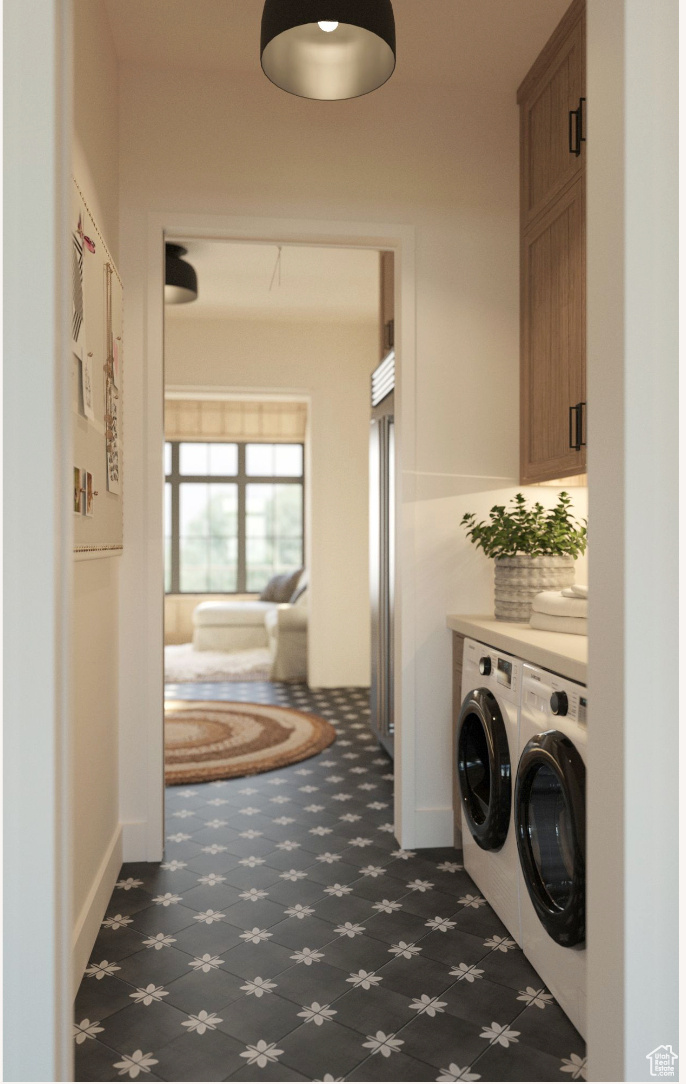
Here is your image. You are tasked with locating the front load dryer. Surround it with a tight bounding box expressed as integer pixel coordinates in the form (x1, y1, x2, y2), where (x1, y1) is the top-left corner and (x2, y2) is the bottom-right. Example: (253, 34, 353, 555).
(455, 638, 522, 945)
(516, 662, 587, 1037)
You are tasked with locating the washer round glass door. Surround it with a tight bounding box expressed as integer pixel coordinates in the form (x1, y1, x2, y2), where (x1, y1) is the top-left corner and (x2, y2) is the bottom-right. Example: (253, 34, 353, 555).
(516, 731, 585, 946)
(456, 689, 511, 851)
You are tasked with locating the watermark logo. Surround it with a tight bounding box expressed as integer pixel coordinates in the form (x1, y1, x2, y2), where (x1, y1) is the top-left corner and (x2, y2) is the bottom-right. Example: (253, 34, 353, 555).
(647, 1046, 678, 1079)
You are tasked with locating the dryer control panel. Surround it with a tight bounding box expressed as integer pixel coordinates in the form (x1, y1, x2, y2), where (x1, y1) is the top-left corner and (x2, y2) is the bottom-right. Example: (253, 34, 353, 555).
(523, 666, 587, 726)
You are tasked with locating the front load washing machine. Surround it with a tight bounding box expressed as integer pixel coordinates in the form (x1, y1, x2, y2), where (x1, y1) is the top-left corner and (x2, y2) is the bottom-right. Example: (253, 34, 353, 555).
(517, 662, 587, 1037)
(455, 638, 522, 945)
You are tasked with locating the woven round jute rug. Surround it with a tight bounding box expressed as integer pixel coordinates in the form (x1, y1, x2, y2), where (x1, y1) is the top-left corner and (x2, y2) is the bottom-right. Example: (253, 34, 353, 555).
(164, 700, 336, 785)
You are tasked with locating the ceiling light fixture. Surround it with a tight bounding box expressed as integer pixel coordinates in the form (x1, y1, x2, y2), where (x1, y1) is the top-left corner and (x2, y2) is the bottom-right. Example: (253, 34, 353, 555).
(260, 1, 396, 101)
(165, 243, 198, 304)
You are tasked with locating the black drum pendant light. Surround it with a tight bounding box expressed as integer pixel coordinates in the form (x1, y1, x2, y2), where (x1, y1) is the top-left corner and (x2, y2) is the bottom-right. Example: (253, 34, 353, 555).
(261, 1, 396, 101)
(165, 244, 198, 304)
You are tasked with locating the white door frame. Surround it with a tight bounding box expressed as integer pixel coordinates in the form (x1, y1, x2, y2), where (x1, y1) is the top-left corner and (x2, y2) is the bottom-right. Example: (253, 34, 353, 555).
(3, 1, 74, 1080)
(586, 2, 678, 1078)
(118, 213, 417, 863)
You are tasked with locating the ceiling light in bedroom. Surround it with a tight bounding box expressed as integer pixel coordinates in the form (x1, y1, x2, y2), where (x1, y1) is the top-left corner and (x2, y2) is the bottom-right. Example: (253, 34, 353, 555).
(165, 244, 198, 305)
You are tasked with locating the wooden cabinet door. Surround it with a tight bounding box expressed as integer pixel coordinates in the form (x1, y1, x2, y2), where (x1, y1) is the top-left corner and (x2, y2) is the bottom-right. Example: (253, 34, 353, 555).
(518, 0, 585, 231)
(520, 175, 586, 484)
(379, 250, 394, 359)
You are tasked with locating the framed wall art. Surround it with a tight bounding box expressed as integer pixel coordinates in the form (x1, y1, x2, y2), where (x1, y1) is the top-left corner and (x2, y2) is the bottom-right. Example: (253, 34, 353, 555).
(71, 177, 124, 558)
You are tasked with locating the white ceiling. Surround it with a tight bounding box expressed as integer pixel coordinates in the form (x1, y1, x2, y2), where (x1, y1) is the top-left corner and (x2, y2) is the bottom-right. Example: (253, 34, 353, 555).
(164, 241, 380, 322)
(106, 0, 570, 323)
(104, 1, 569, 93)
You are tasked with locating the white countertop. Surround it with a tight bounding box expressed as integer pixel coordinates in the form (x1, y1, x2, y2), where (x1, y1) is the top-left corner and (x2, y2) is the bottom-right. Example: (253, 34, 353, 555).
(446, 614, 587, 685)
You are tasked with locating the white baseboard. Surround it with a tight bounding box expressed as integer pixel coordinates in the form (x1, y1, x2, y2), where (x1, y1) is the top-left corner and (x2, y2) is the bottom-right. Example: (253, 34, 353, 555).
(405, 806, 455, 850)
(72, 823, 122, 995)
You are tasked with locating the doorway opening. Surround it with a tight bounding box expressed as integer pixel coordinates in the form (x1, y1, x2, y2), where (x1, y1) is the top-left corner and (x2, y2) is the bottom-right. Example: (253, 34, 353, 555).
(160, 236, 397, 831)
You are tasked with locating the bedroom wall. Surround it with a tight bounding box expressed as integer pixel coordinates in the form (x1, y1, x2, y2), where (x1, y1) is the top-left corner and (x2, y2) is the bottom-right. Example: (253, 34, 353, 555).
(164, 314, 378, 686)
(71, 0, 122, 987)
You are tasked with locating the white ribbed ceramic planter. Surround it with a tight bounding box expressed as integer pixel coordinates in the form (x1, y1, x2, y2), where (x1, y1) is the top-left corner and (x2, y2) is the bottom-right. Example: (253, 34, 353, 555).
(494, 555, 575, 621)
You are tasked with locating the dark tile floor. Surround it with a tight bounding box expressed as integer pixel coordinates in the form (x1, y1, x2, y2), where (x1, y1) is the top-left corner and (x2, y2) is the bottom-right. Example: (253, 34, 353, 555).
(74, 682, 586, 1082)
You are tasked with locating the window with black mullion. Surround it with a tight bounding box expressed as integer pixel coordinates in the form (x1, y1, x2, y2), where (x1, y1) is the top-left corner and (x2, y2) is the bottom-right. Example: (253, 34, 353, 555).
(165, 440, 304, 595)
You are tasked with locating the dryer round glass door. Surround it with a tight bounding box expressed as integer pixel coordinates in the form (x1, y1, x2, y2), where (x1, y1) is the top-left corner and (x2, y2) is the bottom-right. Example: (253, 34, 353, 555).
(456, 688, 511, 851)
(516, 731, 586, 946)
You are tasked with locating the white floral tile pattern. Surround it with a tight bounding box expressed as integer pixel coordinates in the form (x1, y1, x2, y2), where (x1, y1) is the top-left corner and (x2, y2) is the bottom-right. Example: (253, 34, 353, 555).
(347, 969, 383, 990)
(362, 1030, 404, 1057)
(240, 927, 272, 944)
(84, 960, 121, 980)
(373, 898, 402, 914)
(517, 986, 554, 1009)
(284, 903, 314, 920)
(240, 1039, 283, 1067)
(298, 1001, 337, 1025)
(450, 962, 485, 983)
(102, 914, 133, 931)
(141, 932, 176, 951)
(334, 922, 365, 938)
(73, 1018, 104, 1044)
(479, 1021, 521, 1048)
(116, 877, 144, 891)
(238, 887, 268, 902)
(436, 1063, 481, 1082)
(290, 946, 325, 966)
(241, 975, 277, 997)
(181, 1009, 223, 1035)
(112, 1049, 158, 1079)
(129, 984, 168, 1006)
(561, 1052, 587, 1079)
(74, 682, 585, 1082)
(188, 953, 224, 973)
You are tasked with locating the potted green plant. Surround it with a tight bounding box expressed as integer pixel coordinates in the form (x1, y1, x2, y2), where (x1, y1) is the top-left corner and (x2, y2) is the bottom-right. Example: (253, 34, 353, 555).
(461, 492, 587, 622)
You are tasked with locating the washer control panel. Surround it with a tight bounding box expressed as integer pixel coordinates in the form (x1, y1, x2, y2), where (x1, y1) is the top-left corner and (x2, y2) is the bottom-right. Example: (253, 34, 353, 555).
(550, 690, 568, 716)
(463, 639, 521, 703)
(496, 655, 518, 693)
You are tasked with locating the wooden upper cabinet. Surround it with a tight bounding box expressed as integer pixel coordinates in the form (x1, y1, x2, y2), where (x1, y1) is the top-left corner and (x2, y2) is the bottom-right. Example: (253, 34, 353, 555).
(518, 0, 585, 231)
(521, 176, 586, 483)
(519, 0, 586, 485)
(379, 250, 394, 359)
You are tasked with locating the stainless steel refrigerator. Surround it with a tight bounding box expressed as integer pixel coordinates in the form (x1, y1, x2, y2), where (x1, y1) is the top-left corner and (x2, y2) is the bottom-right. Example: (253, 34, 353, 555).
(369, 351, 395, 757)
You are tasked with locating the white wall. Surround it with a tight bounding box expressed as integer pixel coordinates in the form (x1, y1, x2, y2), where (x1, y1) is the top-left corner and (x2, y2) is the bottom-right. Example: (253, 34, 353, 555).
(72, 2, 119, 262)
(586, 1, 678, 1079)
(4, 1, 74, 1078)
(118, 38, 587, 850)
(165, 314, 377, 686)
(71, 0, 123, 987)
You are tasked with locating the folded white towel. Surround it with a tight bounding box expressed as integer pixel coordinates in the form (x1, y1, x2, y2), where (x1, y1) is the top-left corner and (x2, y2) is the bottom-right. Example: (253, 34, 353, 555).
(530, 612, 588, 637)
(531, 590, 588, 619)
(562, 584, 588, 599)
